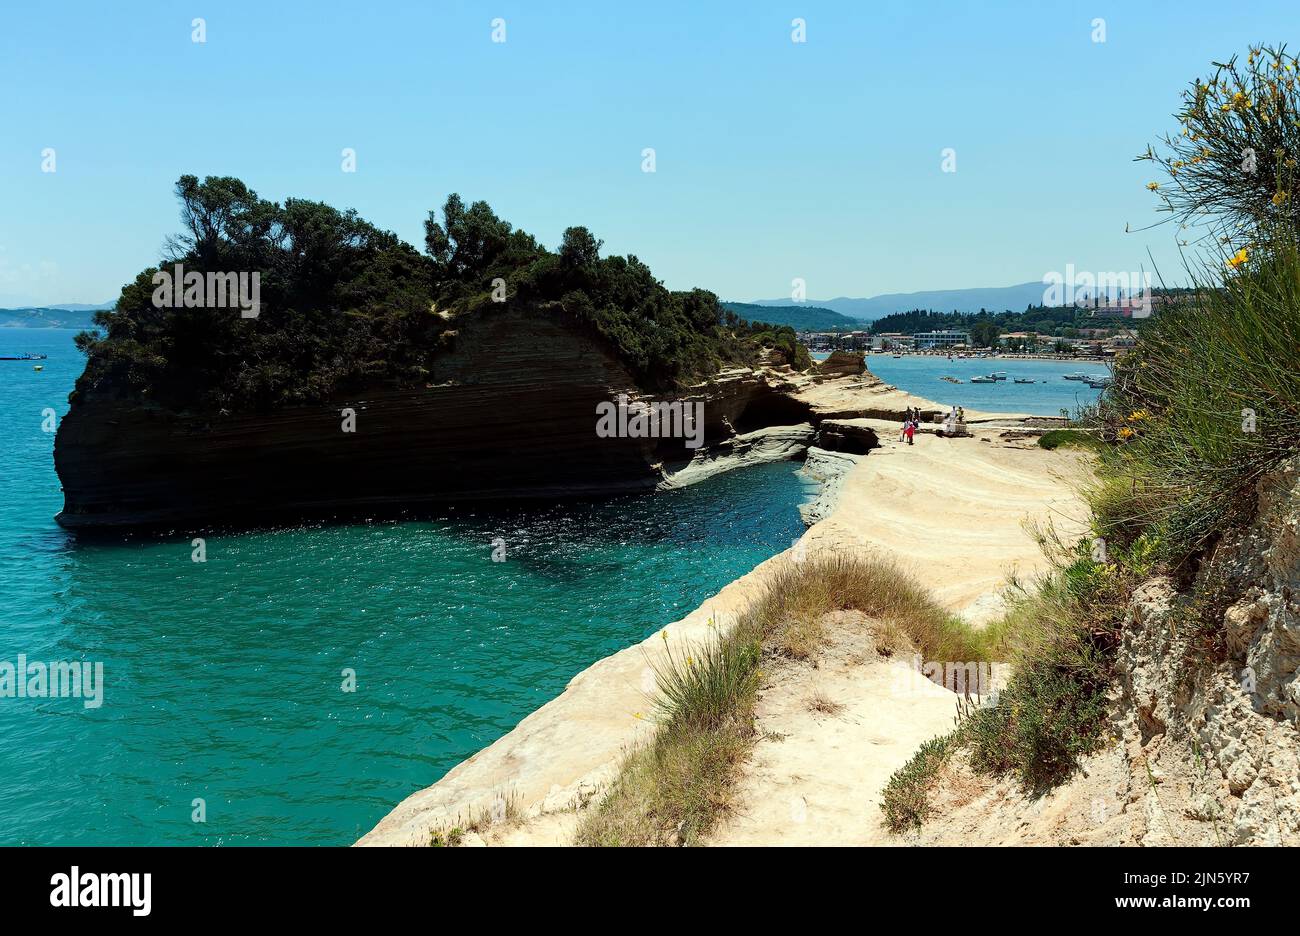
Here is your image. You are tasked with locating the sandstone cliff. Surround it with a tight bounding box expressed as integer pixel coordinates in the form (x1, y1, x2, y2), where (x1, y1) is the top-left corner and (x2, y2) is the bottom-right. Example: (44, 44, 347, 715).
(57, 310, 954, 531)
(909, 457, 1300, 846)
(813, 350, 867, 379)
(55, 306, 795, 530)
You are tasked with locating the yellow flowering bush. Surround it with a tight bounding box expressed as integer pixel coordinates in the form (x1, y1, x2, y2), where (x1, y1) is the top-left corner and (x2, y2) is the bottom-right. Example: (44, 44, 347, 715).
(1139, 44, 1300, 243)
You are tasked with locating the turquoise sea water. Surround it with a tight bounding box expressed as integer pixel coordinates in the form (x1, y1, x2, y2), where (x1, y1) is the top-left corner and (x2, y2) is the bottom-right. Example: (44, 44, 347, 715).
(812, 353, 1105, 417)
(0, 329, 810, 845)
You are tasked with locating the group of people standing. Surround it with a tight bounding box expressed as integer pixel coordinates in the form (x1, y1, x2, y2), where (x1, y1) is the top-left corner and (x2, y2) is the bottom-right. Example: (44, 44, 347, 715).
(900, 407, 922, 445)
(899, 405, 969, 445)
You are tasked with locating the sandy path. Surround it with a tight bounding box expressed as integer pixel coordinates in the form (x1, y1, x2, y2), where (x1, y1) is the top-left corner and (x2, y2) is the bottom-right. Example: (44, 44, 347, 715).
(791, 376, 1031, 424)
(709, 612, 961, 846)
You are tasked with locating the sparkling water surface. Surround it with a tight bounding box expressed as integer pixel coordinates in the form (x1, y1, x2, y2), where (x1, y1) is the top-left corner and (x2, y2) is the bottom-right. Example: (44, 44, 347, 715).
(0, 329, 808, 844)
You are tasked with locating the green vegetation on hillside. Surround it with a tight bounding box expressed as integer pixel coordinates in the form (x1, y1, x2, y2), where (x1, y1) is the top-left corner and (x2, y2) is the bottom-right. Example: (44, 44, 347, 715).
(1138, 43, 1299, 245)
(882, 43, 1300, 832)
(867, 300, 1191, 347)
(1036, 429, 1105, 452)
(1093, 234, 1300, 565)
(73, 178, 801, 412)
(720, 301, 857, 332)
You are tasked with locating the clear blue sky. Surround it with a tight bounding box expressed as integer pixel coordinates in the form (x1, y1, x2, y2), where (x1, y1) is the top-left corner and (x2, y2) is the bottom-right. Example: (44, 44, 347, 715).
(1, 0, 1294, 306)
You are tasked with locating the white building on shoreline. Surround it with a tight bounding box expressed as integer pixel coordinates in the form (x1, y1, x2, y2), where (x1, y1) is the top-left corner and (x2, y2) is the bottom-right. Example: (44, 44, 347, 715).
(912, 330, 971, 350)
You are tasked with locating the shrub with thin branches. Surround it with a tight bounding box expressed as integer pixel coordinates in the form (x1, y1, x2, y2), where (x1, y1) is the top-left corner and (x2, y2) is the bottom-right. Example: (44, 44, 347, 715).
(1138, 44, 1300, 246)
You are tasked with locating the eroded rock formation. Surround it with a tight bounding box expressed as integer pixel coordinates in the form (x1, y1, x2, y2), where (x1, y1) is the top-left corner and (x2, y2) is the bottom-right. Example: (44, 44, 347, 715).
(54, 306, 837, 530)
(814, 350, 867, 379)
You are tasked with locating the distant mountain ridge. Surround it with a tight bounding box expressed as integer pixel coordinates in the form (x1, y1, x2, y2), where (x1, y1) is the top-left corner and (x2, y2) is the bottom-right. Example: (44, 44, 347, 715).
(720, 302, 856, 331)
(0, 307, 104, 329)
(745, 282, 1050, 323)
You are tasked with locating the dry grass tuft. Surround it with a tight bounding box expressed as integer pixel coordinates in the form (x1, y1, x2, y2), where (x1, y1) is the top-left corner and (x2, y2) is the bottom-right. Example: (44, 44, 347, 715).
(575, 552, 996, 846)
(806, 691, 845, 716)
(428, 789, 521, 846)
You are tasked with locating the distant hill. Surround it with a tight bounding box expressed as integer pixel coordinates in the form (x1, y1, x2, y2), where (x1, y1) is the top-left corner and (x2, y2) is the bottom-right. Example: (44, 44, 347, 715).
(721, 301, 857, 331)
(745, 282, 1051, 322)
(46, 302, 115, 312)
(0, 307, 102, 329)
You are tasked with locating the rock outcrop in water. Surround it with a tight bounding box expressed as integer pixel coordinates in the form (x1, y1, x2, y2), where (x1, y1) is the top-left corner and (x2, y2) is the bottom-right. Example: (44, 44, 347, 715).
(55, 304, 822, 530)
(58, 177, 843, 531)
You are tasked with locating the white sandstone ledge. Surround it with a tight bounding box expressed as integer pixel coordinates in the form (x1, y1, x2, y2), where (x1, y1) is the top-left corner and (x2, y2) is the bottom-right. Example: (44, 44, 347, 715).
(658, 423, 816, 490)
(357, 411, 1088, 846)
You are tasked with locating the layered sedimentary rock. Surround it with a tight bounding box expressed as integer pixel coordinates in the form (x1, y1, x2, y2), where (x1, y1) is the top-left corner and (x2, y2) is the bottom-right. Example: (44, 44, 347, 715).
(796, 447, 862, 525)
(815, 419, 880, 455)
(813, 350, 866, 379)
(54, 306, 794, 530)
(658, 423, 817, 490)
(1095, 459, 1300, 844)
(912, 457, 1300, 846)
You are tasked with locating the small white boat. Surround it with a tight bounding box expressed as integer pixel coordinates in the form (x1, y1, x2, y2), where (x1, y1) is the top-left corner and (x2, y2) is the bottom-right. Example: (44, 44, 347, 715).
(970, 375, 996, 384)
(1062, 373, 1089, 381)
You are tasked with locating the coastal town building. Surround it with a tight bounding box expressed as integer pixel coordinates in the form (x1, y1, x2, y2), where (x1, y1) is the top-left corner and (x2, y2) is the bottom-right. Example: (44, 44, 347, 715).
(799, 330, 925, 353)
(997, 331, 1041, 350)
(869, 332, 912, 351)
(913, 330, 971, 350)
(1102, 331, 1137, 356)
(1086, 294, 1175, 319)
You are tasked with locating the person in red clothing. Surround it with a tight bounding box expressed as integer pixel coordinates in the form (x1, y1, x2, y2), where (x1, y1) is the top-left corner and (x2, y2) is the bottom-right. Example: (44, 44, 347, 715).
(903, 419, 916, 445)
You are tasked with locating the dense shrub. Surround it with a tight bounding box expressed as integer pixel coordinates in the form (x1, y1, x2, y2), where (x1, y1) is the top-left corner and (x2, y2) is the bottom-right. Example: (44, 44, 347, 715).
(1093, 233, 1300, 563)
(74, 179, 797, 412)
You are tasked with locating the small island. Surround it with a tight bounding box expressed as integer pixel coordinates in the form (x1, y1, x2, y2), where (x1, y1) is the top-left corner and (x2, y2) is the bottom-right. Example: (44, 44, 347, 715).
(55, 178, 826, 530)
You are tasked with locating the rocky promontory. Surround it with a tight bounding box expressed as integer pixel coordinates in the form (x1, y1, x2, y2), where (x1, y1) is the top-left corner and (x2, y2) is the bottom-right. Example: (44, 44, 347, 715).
(55, 304, 822, 530)
(55, 178, 846, 531)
